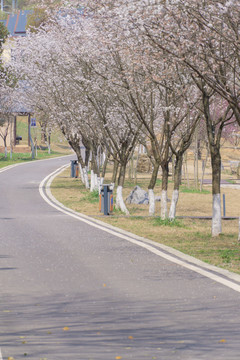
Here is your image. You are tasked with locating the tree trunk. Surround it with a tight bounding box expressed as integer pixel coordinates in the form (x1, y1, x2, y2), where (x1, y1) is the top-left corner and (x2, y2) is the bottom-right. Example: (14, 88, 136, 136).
(169, 154, 183, 220)
(40, 122, 47, 144)
(10, 118, 13, 160)
(95, 173, 99, 191)
(148, 163, 159, 216)
(161, 162, 169, 219)
(148, 189, 155, 216)
(128, 156, 133, 180)
(91, 150, 100, 177)
(90, 150, 101, 192)
(184, 153, 190, 188)
(4, 138, 7, 158)
(200, 146, 209, 192)
(83, 167, 89, 189)
(90, 170, 95, 192)
(116, 163, 129, 215)
(171, 154, 175, 182)
(116, 186, 129, 215)
(68, 138, 89, 189)
(211, 148, 222, 237)
(112, 159, 119, 184)
(194, 132, 199, 190)
(134, 148, 140, 185)
(29, 128, 35, 160)
(101, 152, 109, 179)
(99, 152, 109, 187)
(79, 164, 85, 184)
(47, 135, 51, 154)
(85, 148, 90, 169)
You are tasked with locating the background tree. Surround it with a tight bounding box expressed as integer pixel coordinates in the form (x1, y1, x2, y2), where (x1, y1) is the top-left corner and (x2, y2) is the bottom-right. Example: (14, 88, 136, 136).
(10, 0, 239, 227)
(132, 0, 239, 235)
(26, 8, 49, 32)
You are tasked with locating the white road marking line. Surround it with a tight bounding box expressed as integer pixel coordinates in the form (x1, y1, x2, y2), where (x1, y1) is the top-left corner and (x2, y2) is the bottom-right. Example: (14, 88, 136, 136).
(0, 163, 23, 173)
(39, 166, 240, 294)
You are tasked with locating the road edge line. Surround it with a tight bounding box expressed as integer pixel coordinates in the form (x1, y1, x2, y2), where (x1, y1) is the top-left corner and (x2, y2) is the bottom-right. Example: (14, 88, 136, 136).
(39, 166, 240, 294)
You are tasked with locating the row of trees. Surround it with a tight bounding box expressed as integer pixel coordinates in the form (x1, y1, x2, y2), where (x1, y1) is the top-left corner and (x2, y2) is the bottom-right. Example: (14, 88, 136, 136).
(5, 0, 240, 236)
(0, 22, 19, 158)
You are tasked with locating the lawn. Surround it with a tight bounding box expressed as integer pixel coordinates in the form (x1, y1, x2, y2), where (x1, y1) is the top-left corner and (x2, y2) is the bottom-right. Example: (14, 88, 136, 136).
(0, 124, 72, 168)
(51, 166, 240, 275)
(0, 149, 71, 169)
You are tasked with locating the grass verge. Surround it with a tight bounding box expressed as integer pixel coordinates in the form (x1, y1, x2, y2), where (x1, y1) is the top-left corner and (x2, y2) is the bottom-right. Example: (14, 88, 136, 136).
(0, 150, 71, 169)
(51, 169, 240, 275)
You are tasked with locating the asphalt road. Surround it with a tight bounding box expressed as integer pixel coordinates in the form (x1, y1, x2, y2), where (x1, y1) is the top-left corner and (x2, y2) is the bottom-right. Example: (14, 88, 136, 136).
(1, 156, 240, 360)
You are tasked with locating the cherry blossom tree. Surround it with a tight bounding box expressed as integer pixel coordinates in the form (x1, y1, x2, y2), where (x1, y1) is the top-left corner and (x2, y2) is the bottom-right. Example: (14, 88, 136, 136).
(84, 0, 203, 218)
(10, 10, 144, 213)
(0, 80, 21, 158)
(128, 0, 239, 235)
(10, 0, 239, 227)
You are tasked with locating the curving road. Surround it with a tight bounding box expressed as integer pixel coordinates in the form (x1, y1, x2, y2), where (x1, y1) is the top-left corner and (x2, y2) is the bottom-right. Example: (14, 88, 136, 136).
(1, 156, 240, 360)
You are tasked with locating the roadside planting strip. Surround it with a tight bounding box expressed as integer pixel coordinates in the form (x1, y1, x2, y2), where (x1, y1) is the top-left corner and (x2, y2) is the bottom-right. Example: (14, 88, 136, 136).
(0, 154, 73, 174)
(39, 165, 240, 294)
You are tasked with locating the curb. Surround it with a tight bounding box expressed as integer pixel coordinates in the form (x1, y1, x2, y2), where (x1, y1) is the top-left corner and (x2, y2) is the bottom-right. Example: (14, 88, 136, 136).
(39, 165, 240, 294)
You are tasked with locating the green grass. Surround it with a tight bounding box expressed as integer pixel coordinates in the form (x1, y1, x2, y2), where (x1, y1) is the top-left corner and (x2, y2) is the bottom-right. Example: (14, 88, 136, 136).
(129, 207, 145, 214)
(0, 150, 68, 169)
(15, 117, 69, 146)
(152, 217, 185, 228)
(192, 231, 212, 239)
(226, 179, 236, 184)
(218, 249, 240, 263)
(156, 179, 173, 185)
(51, 169, 240, 274)
(155, 179, 162, 186)
(113, 206, 126, 215)
(81, 190, 99, 203)
(180, 186, 211, 194)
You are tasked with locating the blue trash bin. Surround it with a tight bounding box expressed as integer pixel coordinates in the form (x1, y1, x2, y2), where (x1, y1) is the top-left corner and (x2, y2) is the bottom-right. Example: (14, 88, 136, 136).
(70, 160, 78, 178)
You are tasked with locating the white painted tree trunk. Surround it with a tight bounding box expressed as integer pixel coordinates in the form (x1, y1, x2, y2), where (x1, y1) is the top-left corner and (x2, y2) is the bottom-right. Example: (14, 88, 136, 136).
(79, 165, 85, 184)
(102, 152, 106, 163)
(96, 177, 101, 192)
(116, 186, 129, 215)
(212, 194, 222, 237)
(161, 190, 168, 220)
(148, 189, 155, 216)
(4, 146, 7, 158)
(169, 190, 179, 220)
(94, 174, 98, 190)
(90, 170, 95, 192)
(83, 167, 89, 189)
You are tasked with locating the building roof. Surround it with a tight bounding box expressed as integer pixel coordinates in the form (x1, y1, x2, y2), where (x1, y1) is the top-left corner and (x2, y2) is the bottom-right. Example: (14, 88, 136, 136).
(1, 8, 88, 37)
(1, 10, 32, 37)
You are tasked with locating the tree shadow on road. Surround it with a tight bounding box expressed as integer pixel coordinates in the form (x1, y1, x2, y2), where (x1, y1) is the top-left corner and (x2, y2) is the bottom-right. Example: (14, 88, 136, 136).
(1, 290, 239, 359)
